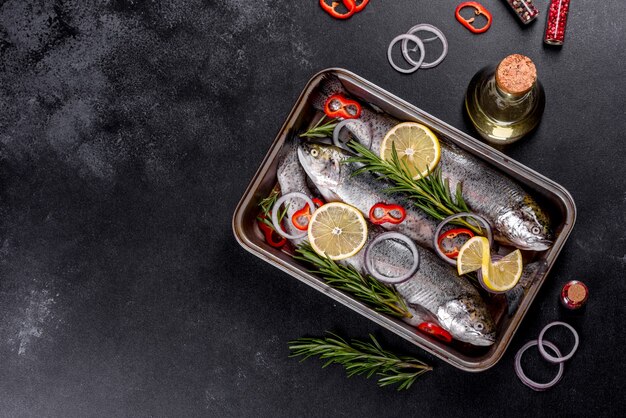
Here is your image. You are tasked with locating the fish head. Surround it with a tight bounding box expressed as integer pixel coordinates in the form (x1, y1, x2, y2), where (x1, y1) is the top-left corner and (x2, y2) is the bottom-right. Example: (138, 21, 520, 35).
(297, 142, 347, 189)
(437, 296, 496, 346)
(496, 198, 553, 251)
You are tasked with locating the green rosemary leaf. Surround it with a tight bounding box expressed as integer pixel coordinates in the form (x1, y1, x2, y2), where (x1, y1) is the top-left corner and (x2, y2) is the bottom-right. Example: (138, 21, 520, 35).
(257, 187, 289, 233)
(289, 333, 431, 390)
(346, 140, 482, 235)
(294, 243, 412, 319)
(299, 116, 339, 139)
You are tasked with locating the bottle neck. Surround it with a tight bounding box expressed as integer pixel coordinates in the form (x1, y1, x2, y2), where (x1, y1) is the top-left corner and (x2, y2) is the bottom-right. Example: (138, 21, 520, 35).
(493, 73, 533, 102)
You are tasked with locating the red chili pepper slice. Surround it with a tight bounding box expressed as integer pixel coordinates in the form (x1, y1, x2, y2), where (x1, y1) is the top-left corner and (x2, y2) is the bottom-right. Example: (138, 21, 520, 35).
(319, 0, 356, 20)
(418, 322, 453, 343)
(324, 94, 362, 120)
(257, 215, 287, 248)
(353, 0, 369, 12)
(437, 228, 474, 259)
(292, 198, 324, 231)
(369, 203, 407, 225)
(455, 2, 492, 34)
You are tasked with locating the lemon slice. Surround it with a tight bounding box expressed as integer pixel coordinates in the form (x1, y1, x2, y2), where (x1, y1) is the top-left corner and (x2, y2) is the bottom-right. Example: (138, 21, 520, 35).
(308, 202, 368, 260)
(457, 236, 490, 276)
(380, 122, 441, 179)
(482, 250, 523, 292)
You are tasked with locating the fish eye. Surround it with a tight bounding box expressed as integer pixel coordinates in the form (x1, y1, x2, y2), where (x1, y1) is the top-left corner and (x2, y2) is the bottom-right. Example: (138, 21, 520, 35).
(310, 149, 319, 157)
(531, 226, 541, 235)
(475, 323, 484, 331)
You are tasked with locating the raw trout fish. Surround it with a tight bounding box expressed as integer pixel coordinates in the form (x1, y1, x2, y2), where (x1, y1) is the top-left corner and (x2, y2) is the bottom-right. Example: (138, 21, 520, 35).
(278, 139, 497, 346)
(297, 141, 437, 249)
(311, 76, 553, 251)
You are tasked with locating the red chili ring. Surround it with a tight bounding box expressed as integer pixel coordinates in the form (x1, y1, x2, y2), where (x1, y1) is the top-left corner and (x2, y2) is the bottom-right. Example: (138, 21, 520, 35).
(319, 0, 357, 20)
(455, 2, 492, 34)
(324, 94, 362, 120)
(437, 228, 474, 259)
(292, 198, 324, 231)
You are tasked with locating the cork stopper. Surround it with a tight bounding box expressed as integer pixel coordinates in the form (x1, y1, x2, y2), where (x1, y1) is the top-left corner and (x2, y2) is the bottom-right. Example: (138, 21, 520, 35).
(495, 54, 537, 95)
(567, 283, 587, 303)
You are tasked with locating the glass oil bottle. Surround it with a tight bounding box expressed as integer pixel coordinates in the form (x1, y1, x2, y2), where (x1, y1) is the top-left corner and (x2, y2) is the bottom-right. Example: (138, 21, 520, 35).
(465, 54, 545, 145)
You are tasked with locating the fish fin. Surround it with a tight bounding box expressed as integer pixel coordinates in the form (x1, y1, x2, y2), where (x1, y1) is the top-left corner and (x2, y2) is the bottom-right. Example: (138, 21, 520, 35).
(402, 304, 438, 327)
(368, 102, 384, 113)
(505, 286, 525, 316)
(505, 262, 542, 316)
(277, 136, 298, 168)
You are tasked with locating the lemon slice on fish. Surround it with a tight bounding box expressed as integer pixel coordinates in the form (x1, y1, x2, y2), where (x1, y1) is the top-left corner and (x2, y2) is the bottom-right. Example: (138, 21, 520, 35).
(457, 236, 523, 292)
(457, 236, 490, 276)
(308, 202, 368, 261)
(380, 122, 441, 179)
(482, 250, 523, 292)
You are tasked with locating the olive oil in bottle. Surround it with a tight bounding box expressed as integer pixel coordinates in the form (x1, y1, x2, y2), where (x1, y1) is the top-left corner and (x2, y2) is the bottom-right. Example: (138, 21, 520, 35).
(465, 54, 545, 145)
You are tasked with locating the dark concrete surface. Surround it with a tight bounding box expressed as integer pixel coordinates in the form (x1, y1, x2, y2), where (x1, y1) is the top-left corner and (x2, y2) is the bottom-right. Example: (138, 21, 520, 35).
(0, 1, 624, 416)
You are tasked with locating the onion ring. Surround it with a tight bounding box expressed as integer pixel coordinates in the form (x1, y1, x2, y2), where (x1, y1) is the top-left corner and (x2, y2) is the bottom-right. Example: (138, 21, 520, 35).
(514, 339, 564, 391)
(271, 192, 315, 240)
(364, 232, 420, 284)
(333, 119, 372, 151)
(401, 24, 448, 69)
(387, 34, 425, 74)
(537, 321, 580, 364)
(433, 212, 493, 266)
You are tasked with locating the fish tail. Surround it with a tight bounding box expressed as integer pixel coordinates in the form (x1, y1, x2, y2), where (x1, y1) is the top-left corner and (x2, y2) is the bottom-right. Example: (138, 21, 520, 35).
(309, 74, 349, 112)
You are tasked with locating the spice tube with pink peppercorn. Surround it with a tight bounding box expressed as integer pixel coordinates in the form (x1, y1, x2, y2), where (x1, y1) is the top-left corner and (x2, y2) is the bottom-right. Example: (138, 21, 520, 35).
(503, 0, 540, 24)
(545, 0, 571, 45)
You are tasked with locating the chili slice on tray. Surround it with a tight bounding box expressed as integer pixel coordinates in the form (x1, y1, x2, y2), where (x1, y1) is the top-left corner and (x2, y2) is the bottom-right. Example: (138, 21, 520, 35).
(369, 203, 406, 225)
(292, 198, 324, 231)
(324, 94, 362, 119)
(257, 215, 287, 248)
(418, 322, 453, 344)
(437, 228, 474, 259)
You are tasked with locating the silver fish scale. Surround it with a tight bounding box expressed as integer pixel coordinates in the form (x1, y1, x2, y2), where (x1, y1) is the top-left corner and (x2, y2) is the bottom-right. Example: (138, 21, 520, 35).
(359, 107, 395, 151)
(438, 143, 528, 227)
(332, 161, 437, 249)
(394, 247, 478, 314)
(276, 139, 314, 247)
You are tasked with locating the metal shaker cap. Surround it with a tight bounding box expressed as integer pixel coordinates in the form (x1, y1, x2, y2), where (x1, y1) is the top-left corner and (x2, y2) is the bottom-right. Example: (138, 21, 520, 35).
(496, 54, 537, 95)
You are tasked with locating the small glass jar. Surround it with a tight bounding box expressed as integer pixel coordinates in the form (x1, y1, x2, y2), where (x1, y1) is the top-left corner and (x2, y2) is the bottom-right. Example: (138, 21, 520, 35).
(560, 280, 588, 310)
(503, 0, 539, 24)
(544, 0, 571, 45)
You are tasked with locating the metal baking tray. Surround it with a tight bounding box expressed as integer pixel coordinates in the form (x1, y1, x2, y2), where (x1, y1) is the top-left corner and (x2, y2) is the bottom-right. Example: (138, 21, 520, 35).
(232, 68, 576, 372)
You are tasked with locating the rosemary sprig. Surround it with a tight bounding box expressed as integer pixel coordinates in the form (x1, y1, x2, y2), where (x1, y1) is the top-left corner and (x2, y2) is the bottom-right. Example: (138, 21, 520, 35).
(347, 140, 483, 235)
(289, 332, 431, 390)
(294, 243, 412, 319)
(257, 187, 288, 229)
(299, 116, 338, 139)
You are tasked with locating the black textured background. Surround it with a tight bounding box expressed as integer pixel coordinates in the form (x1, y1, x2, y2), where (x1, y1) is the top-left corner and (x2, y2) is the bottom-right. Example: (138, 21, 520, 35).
(1, 1, 625, 417)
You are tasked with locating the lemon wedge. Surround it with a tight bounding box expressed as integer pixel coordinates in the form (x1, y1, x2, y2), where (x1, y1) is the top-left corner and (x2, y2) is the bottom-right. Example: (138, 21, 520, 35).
(308, 202, 368, 261)
(380, 122, 441, 179)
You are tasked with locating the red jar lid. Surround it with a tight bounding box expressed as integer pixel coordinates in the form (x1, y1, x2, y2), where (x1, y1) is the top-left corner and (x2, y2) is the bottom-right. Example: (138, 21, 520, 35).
(561, 280, 588, 309)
